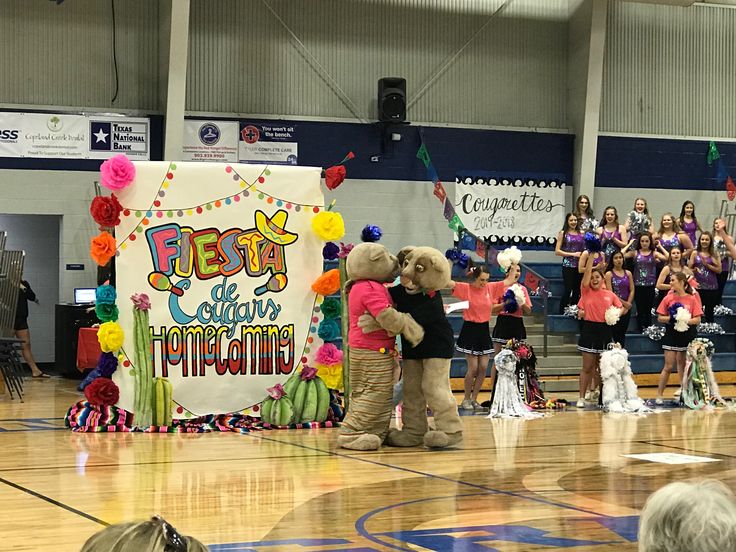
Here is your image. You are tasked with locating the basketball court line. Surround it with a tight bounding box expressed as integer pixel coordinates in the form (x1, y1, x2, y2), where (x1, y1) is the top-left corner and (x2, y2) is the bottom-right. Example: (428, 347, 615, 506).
(640, 440, 736, 459)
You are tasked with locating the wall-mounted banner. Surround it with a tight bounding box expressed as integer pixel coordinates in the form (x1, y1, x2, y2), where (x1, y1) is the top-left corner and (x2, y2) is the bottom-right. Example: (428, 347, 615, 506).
(454, 174, 566, 245)
(0, 112, 150, 159)
(182, 120, 239, 162)
(114, 162, 324, 415)
(239, 122, 298, 165)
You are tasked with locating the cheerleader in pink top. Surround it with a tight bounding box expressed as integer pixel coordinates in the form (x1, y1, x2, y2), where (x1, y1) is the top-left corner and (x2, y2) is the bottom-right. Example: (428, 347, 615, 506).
(449, 265, 493, 412)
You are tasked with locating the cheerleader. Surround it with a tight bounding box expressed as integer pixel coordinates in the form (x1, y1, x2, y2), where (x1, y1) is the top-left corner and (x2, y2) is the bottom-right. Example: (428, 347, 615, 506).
(450, 265, 493, 412)
(555, 212, 584, 313)
(576, 252, 623, 408)
(624, 197, 653, 240)
(655, 272, 703, 404)
(623, 232, 657, 331)
(573, 194, 595, 232)
(655, 213, 693, 263)
(656, 246, 694, 296)
(713, 218, 735, 306)
(688, 231, 721, 323)
(490, 247, 531, 356)
(598, 206, 628, 262)
(676, 200, 701, 249)
(605, 251, 634, 346)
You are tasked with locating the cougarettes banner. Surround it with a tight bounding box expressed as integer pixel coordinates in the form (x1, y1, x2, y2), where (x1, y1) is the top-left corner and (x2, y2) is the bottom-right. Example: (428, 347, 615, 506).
(113, 162, 324, 416)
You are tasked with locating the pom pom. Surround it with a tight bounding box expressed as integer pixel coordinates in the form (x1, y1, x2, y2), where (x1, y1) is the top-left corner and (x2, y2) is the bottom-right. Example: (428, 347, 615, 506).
(317, 319, 340, 341)
(674, 307, 691, 332)
(95, 302, 119, 322)
(324, 165, 346, 190)
(311, 211, 345, 241)
(338, 242, 354, 259)
(668, 301, 684, 320)
(96, 285, 117, 305)
(605, 306, 622, 326)
(714, 304, 734, 316)
(300, 365, 318, 381)
(84, 377, 120, 406)
(580, 218, 599, 233)
(100, 154, 136, 191)
(643, 325, 665, 341)
(315, 343, 343, 366)
(320, 298, 341, 319)
(97, 321, 124, 353)
(90, 194, 123, 227)
(360, 225, 382, 242)
(311, 269, 340, 296)
(697, 322, 725, 335)
(322, 242, 340, 261)
(266, 383, 285, 400)
(97, 352, 119, 378)
(509, 283, 526, 307)
(457, 253, 470, 269)
(497, 246, 522, 272)
(445, 248, 460, 262)
(502, 288, 519, 314)
(90, 231, 116, 266)
(316, 363, 343, 390)
(563, 305, 579, 318)
(130, 293, 151, 311)
(627, 211, 649, 236)
(584, 232, 602, 253)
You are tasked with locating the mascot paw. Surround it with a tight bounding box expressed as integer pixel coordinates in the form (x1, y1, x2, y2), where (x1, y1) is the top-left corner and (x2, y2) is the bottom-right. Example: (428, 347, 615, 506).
(357, 313, 385, 334)
(402, 318, 425, 347)
(424, 430, 462, 449)
(385, 429, 423, 447)
(337, 433, 382, 451)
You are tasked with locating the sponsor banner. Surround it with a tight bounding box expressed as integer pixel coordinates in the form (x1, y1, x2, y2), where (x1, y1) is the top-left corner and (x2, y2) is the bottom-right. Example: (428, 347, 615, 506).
(454, 174, 566, 246)
(88, 117, 150, 159)
(114, 162, 324, 415)
(182, 120, 239, 162)
(0, 112, 150, 159)
(239, 122, 298, 165)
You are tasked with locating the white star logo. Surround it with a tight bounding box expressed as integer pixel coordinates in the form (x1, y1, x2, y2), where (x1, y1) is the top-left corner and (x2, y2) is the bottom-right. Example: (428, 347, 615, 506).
(93, 128, 109, 143)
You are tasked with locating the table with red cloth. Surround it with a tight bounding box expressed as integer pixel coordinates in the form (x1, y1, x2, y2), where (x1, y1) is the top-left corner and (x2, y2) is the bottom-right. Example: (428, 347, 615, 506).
(76, 327, 101, 371)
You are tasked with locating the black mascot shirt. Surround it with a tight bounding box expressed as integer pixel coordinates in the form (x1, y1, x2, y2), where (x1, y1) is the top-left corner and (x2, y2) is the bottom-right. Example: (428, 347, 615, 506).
(389, 285, 455, 359)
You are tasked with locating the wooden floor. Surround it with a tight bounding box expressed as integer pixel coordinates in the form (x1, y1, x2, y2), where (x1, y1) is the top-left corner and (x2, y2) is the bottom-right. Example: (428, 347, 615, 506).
(2, 378, 736, 551)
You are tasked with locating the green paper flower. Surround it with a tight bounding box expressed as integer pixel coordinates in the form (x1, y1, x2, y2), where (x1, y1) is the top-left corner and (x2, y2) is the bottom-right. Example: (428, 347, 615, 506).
(95, 302, 119, 322)
(321, 298, 341, 320)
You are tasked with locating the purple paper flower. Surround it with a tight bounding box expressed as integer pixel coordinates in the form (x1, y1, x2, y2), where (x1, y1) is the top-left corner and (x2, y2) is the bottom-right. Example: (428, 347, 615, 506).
(97, 352, 119, 377)
(338, 242, 354, 259)
(267, 383, 286, 399)
(300, 366, 318, 381)
(130, 293, 151, 311)
(323, 242, 340, 260)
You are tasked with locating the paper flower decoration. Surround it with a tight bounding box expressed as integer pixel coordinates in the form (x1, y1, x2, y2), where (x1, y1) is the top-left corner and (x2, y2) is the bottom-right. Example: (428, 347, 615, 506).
(322, 242, 340, 261)
(300, 365, 318, 381)
(100, 154, 136, 191)
(311, 211, 345, 241)
(97, 352, 119, 378)
(97, 321, 124, 353)
(95, 302, 119, 322)
(130, 293, 151, 311)
(266, 383, 286, 400)
(325, 165, 347, 190)
(90, 194, 123, 227)
(315, 343, 343, 365)
(84, 377, 120, 406)
(338, 242, 354, 259)
(90, 231, 116, 266)
(316, 363, 343, 390)
(318, 319, 340, 341)
(320, 298, 341, 319)
(311, 269, 340, 296)
(361, 225, 382, 242)
(96, 285, 117, 305)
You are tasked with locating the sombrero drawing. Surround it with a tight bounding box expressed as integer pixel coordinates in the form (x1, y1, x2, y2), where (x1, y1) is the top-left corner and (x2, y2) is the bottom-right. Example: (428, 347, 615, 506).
(254, 209, 299, 245)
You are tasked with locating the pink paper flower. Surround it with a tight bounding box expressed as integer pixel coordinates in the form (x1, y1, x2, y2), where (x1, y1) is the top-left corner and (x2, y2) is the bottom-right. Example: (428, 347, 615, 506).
(130, 293, 151, 311)
(300, 365, 318, 381)
(338, 242, 354, 259)
(100, 154, 136, 191)
(315, 343, 343, 366)
(267, 383, 285, 399)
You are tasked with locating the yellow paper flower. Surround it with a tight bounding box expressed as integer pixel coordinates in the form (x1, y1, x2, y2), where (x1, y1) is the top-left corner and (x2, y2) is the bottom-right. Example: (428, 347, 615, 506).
(316, 362, 343, 391)
(311, 211, 345, 241)
(97, 321, 124, 353)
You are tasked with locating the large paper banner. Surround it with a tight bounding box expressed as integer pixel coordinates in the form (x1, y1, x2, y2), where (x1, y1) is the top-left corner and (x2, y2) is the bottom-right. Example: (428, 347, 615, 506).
(114, 163, 324, 416)
(454, 174, 566, 246)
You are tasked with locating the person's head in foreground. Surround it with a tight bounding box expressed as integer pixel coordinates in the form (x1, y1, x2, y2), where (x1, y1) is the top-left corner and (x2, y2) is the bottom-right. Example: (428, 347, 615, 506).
(639, 479, 736, 552)
(81, 516, 208, 552)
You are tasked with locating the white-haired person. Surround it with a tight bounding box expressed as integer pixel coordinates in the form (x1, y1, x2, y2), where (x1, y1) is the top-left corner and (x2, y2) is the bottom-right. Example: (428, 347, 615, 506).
(639, 479, 736, 552)
(489, 246, 531, 388)
(81, 516, 208, 551)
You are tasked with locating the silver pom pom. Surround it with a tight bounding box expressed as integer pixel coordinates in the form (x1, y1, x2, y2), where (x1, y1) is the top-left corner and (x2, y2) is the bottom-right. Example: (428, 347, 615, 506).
(697, 322, 725, 335)
(714, 304, 734, 316)
(643, 325, 665, 341)
(564, 305, 579, 318)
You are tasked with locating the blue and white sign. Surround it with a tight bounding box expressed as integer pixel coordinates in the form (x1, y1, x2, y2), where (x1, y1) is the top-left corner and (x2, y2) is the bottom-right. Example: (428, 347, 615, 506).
(182, 120, 238, 162)
(88, 117, 149, 159)
(239, 122, 298, 165)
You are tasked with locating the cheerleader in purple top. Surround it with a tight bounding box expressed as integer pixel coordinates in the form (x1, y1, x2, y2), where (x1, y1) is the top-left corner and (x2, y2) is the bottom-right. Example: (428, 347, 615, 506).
(597, 206, 628, 262)
(555, 213, 584, 313)
(623, 231, 657, 331)
(655, 213, 693, 264)
(605, 251, 634, 346)
(688, 231, 722, 323)
(676, 200, 701, 250)
(714, 218, 736, 306)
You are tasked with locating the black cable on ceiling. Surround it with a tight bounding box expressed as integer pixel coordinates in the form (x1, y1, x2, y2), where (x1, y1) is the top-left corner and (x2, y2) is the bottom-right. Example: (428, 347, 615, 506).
(110, 0, 119, 103)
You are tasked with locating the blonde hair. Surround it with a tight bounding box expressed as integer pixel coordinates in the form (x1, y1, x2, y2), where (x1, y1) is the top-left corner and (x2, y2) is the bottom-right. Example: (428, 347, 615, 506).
(81, 518, 208, 552)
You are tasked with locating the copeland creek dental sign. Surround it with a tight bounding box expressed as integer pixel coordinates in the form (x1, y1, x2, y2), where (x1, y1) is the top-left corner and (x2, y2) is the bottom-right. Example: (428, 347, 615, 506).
(454, 175, 566, 245)
(114, 163, 324, 415)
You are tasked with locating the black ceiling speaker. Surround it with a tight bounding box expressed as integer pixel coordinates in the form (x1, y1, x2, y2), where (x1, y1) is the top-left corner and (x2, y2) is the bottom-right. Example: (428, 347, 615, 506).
(378, 77, 406, 122)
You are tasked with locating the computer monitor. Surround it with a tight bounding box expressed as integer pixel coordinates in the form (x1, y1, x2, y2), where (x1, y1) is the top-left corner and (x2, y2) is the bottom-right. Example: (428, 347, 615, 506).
(74, 288, 96, 305)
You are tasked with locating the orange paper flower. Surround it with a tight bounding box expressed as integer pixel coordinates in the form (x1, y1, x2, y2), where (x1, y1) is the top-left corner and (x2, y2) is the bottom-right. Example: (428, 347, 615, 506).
(311, 269, 340, 296)
(90, 231, 116, 266)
